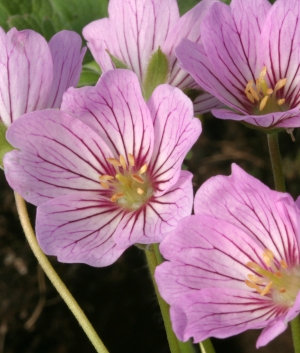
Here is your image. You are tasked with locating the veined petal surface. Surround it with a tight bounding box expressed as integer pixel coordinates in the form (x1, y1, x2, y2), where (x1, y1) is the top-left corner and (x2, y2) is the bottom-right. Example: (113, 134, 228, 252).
(0, 28, 53, 126)
(61, 70, 154, 167)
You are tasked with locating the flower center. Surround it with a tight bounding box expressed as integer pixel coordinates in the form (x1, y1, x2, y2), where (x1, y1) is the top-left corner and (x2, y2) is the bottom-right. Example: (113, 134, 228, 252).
(245, 249, 300, 307)
(99, 153, 153, 211)
(244, 67, 287, 115)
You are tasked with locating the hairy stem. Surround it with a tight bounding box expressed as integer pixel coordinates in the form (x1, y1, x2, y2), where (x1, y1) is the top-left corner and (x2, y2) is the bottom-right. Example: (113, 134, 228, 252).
(14, 193, 109, 353)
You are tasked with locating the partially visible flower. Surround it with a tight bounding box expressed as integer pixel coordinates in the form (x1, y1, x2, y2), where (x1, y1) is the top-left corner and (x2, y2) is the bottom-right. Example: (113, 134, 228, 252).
(4, 69, 201, 267)
(155, 164, 300, 347)
(0, 28, 86, 127)
(82, 0, 222, 114)
(176, 0, 300, 129)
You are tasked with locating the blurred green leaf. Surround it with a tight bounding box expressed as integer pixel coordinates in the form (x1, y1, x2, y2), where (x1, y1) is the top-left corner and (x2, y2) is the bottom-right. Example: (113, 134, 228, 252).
(78, 61, 101, 87)
(0, 0, 108, 40)
(178, 0, 230, 14)
(0, 122, 14, 169)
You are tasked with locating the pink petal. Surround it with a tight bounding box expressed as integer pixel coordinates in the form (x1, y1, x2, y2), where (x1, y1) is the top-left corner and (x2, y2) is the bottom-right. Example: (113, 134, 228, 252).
(156, 214, 267, 304)
(36, 192, 127, 267)
(4, 110, 114, 206)
(61, 69, 154, 167)
(84, 0, 179, 82)
(47, 31, 86, 108)
(114, 170, 193, 246)
(194, 164, 300, 266)
(147, 84, 201, 195)
(212, 107, 300, 128)
(176, 40, 248, 113)
(0, 28, 53, 126)
(170, 288, 278, 342)
(162, 0, 217, 89)
(193, 92, 224, 115)
(258, 0, 300, 108)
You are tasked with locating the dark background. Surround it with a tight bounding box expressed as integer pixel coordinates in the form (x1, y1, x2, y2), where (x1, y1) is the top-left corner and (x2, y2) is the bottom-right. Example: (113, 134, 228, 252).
(1, 115, 300, 353)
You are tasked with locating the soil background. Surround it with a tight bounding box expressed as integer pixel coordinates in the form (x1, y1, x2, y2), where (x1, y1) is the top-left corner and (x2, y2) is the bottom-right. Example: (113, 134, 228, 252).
(1, 114, 300, 353)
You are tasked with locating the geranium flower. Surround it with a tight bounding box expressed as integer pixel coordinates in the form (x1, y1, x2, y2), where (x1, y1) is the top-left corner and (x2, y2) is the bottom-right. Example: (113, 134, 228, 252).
(176, 0, 300, 129)
(0, 28, 86, 127)
(155, 164, 300, 347)
(4, 69, 201, 267)
(82, 0, 222, 114)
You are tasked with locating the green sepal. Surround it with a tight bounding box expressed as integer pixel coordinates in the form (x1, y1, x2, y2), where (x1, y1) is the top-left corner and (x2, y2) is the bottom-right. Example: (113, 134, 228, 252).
(183, 88, 202, 102)
(0, 122, 14, 169)
(106, 50, 129, 69)
(143, 47, 169, 101)
(78, 61, 102, 87)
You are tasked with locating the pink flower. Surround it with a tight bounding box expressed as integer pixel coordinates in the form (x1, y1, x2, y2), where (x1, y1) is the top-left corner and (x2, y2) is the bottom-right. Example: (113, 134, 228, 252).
(82, 0, 222, 114)
(176, 0, 300, 128)
(155, 164, 300, 347)
(4, 69, 201, 266)
(0, 28, 86, 127)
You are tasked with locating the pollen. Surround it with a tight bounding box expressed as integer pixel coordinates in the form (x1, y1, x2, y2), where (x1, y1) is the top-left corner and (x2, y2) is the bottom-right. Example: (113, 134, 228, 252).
(245, 248, 300, 307)
(244, 67, 287, 114)
(99, 153, 153, 210)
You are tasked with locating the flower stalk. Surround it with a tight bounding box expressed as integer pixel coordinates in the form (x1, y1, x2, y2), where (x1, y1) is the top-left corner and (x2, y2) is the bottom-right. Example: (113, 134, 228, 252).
(199, 339, 216, 353)
(14, 192, 109, 353)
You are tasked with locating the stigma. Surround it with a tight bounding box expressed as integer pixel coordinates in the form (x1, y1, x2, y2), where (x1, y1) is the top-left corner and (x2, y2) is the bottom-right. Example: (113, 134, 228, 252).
(245, 249, 300, 307)
(99, 153, 153, 210)
(244, 67, 287, 114)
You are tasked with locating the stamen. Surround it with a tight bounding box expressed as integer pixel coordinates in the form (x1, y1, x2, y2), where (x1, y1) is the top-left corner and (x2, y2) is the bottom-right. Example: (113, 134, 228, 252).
(111, 192, 125, 202)
(100, 181, 110, 189)
(245, 280, 262, 292)
(280, 260, 288, 269)
(120, 155, 127, 170)
(246, 91, 255, 103)
(260, 281, 273, 296)
(128, 153, 135, 167)
(277, 98, 285, 106)
(246, 261, 262, 271)
(99, 175, 114, 181)
(263, 249, 274, 267)
(139, 164, 148, 174)
(249, 86, 260, 101)
(280, 288, 286, 293)
(275, 271, 282, 278)
(266, 88, 273, 95)
(274, 78, 287, 92)
(107, 158, 121, 167)
(259, 95, 269, 111)
(137, 188, 144, 195)
(132, 174, 144, 184)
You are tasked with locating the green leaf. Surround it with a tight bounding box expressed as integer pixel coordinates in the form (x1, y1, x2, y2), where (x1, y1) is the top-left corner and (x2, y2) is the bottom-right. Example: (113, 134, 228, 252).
(0, 122, 14, 169)
(106, 51, 129, 69)
(78, 61, 101, 87)
(143, 47, 169, 101)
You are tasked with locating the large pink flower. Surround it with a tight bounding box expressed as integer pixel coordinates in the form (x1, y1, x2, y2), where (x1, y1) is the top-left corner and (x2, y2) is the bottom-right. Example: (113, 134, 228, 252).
(177, 0, 300, 128)
(4, 69, 201, 267)
(155, 164, 300, 347)
(82, 0, 222, 114)
(0, 27, 86, 127)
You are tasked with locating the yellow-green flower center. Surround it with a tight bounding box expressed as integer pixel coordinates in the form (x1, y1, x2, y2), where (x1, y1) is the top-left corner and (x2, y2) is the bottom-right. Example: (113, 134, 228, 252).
(244, 67, 288, 115)
(245, 249, 300, 307)
(99, 153, 153, 211)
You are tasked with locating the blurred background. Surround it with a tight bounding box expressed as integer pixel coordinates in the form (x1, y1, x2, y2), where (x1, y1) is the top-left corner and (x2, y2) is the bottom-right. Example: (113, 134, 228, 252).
(0, 0, 298, 352)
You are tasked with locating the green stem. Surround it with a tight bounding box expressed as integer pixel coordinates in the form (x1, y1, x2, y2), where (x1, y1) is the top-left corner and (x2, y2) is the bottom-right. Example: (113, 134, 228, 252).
(14, 193, 109, 353)
(267, 132, 285, 192)
(267, 133, 300, 353)
(291, 316, 300, 353)
(199, 339, 216, 353)
(146, 245, 196, 353)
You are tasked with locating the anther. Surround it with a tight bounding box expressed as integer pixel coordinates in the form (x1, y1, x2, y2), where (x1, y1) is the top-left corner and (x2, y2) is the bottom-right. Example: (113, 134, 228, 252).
(277, 98, 285, 106)
(259, 96, 269, 111)
(111, 192, 125, 202)
(137, 188, 144, 195)
(132, 174, 144, 184)
(280, 288, 286, 293)
(139, 164, 148, 174)
(263, 249, 274, 267)
(107, 158, 121, 167)
(100, 181, 110, 189)
(120, 155, 127, 170)
(246, 91, 255, 103)
(99, 175, 114, 181)
(246, 262, 261, 271)
(260, 281, 273, 296)
(266, 88, 273, 95)
(128, 153, 135, 167)
(249, 86, 260, 101)
(280, 260, 288, 269)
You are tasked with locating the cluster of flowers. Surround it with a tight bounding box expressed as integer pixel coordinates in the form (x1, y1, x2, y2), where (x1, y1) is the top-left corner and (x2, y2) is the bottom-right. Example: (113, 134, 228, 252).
(2, 0, 300, 349)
